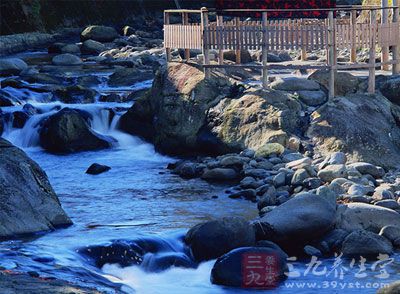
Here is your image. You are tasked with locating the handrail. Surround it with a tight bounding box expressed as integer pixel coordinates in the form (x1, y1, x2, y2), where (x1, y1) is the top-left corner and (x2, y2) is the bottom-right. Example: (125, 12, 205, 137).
(164, 6, 399, 15)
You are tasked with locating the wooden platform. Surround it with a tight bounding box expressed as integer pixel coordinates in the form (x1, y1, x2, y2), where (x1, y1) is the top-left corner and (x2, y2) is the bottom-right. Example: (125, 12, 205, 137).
(164, 4, 400, 97)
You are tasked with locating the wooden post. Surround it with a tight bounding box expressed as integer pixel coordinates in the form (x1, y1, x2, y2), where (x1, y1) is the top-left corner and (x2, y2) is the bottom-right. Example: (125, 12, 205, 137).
(201, 7, 210, 78)
(368, 9, 377, 94)
(301, 20, 307, 61)
(350, 9, 357, 63)
(234, 17, 241, 64)
(381, 0, 390, 70)
(165, 11, 172, 62)
(262, 12, 268, 89)
(217, 15, 224, 65)
(393, 0, 400, 74)
(328, 11, 336, 98)
(182, 12, 190, 61)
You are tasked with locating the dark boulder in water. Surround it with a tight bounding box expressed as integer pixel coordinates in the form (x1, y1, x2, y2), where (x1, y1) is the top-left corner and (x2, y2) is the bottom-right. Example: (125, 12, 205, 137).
(86, 163, 111, 175)
(185, 217, 256, 262)
(12, 111, 30, 129)
(0, 96, 14, 107)
(211, 245, 288, 289)
(79, 240, 144, 268)
(53, 85, 97, 104)
(39, 108, 114, 153)
(0, 138, 72, 238)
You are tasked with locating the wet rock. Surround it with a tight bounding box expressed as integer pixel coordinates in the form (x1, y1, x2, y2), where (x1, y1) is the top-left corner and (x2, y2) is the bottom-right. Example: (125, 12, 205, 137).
(81, 25, 119, 42)
(0, 96, 14, 107)
(341, 230, 393, 257)
(79, 240, 143, 268)
(335, 203, 400, 232)
(108, 68, 153, 87)
(54, 85, 97, 104)
(307, 94, 400, 169)
(61, 44, 80, 54)
(11, 111, 29, 128)
(81, 40, 106, 55)
(86, 163, 111, 175)
(76, 75, 102, 87)
(185, 217, 256, 261)
(99, 93, 121, 103)
(39, 108, 114, 153)
(0, 58, 28, 76)
(201, 168, 239, 182)
(270, 77, 320, 91)
(211, 245, 288, 288)
(229, 189, 256, 201)
(173, 161, 202, 179)
(318, 164, 347, 182)
(52, 53, 82, 66)
(254, 193, 336, 248)
(0, 138, 72, 238)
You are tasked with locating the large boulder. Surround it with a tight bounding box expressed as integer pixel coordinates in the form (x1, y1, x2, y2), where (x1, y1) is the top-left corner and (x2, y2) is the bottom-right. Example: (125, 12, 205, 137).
(53, 85, 97, 104)
(341, 230, 393, 256)
(335, 203, 400, 233)
(203, 89, 303, 153)
(81, 25, 119, 42)
(253, 193, 336, 249)
(0, 58, 28, 76)
(39, 108, 114, 153)
(211, 245, 288, 288)
(108, 68, 153, 87)
(307, 94, 400, 169)
(119, 62, 231, 155)
(52, 53, 82, 66)
(308, 70, 361, 96)
(185, 217, 256, 261)
(379, 76, 400, 105)
(0, 138, 72, 238)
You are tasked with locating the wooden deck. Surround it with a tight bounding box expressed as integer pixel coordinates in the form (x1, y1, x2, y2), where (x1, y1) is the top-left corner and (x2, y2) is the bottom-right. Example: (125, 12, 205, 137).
(164, 4, 400, 97)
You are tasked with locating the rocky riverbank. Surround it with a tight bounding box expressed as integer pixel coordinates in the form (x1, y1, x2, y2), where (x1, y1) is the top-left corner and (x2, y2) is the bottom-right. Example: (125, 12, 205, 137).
(1, 18, 400, 292)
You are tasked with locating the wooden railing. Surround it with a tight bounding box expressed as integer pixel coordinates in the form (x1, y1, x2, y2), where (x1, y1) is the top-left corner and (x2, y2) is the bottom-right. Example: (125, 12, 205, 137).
(164, 4, 400, 97)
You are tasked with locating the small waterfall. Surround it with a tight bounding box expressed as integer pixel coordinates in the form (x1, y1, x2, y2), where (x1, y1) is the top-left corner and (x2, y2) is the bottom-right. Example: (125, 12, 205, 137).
(2, 111, 56, 148)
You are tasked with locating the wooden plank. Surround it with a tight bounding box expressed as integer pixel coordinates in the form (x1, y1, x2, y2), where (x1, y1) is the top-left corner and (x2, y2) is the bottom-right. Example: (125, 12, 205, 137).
(164, 12, 172, 62)
(381, 0, 390, 70)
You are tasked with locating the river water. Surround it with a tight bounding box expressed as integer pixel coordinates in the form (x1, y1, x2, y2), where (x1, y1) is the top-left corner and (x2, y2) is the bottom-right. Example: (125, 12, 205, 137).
(0, 52, 398, 293)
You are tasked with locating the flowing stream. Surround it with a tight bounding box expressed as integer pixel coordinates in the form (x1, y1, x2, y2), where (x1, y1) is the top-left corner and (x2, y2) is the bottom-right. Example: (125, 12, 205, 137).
(0, 52, 399, 294)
